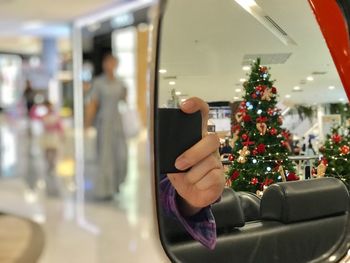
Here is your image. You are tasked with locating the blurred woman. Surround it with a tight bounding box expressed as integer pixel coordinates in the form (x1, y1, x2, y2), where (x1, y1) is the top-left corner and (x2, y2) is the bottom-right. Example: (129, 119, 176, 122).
(85, 54, 128, 200)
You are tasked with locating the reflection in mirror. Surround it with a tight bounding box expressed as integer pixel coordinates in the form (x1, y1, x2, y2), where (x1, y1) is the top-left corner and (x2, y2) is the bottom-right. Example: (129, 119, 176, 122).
(155, 0, 350, 262)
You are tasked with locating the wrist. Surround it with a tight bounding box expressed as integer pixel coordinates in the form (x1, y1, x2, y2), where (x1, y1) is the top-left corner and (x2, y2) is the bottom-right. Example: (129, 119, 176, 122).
(176, 194, 202, 217)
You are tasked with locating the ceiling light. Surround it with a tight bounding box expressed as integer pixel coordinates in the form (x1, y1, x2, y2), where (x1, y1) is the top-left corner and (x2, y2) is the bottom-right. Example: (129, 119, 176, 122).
(169, 81, 176, 85)
(22, 20, 44, 30)
(242, 66, 250, 71)
(293, 86, 301, 91)
(175, 91, 181, 96)
(328, 86, 335, 90)
(306, 76, 314, 81)
(235, 0, 257, 8)
(159, 69, 167, 74)
(285, 94, 291, 99)
(235, 88, 242, 93)
(339, 98, 345, 102)
(234, 96, 239, 100)
(239, 78, 246, 82)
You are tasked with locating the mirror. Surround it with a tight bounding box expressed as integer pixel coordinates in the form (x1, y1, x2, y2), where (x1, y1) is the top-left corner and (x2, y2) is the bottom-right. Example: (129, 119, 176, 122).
(155, 0, 350, 262)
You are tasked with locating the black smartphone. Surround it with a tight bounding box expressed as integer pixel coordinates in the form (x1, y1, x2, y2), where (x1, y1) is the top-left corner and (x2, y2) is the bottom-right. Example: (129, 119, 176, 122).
(157, 108, 202, 174)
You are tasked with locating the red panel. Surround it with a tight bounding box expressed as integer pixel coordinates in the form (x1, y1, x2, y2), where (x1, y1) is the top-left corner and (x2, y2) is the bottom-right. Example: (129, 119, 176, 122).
(308, 0, 350, 101)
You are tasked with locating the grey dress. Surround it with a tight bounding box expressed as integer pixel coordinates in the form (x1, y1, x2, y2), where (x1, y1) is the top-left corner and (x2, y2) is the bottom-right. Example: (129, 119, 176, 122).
(90, 75, 128, 198)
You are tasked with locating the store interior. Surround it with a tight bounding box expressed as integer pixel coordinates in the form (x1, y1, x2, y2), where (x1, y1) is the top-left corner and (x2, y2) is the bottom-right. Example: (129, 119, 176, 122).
(0, 0, 348, 262)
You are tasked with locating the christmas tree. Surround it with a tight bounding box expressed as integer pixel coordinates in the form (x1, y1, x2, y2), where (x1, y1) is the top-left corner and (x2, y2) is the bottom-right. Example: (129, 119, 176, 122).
(315, 126, 350, 188)
(227, 58, 297, 194)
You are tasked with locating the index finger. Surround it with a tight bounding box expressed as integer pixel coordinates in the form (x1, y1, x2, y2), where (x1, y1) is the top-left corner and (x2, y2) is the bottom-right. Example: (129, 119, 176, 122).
(180, 97, 209, 136)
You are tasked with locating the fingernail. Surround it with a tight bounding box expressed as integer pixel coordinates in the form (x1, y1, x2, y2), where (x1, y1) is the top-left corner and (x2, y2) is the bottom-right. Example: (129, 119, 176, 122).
(175, 156, 190, 170)
(181, 99, 194, 110)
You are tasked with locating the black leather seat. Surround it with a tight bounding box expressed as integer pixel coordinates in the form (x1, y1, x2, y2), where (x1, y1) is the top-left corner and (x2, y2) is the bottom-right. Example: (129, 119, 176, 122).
(160, 178, 350, 263)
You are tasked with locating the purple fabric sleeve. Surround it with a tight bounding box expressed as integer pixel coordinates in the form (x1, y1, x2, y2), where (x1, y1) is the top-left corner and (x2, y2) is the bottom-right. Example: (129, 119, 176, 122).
(159, 176, 217, 250)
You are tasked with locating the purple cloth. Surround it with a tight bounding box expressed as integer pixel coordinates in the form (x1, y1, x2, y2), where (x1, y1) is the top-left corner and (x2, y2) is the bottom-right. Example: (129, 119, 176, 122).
(159, 176, 217, 249)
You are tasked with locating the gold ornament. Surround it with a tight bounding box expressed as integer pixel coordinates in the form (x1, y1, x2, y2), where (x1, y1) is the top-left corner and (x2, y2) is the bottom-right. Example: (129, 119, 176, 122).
(316, 162, 327, 177)
(256, 186, 268, 197)
(278, 165, 287, 182)
(235, 112, 243, 122)
(261, 88, 273, 101)
(256, 123, 267, 135)
(237, 146, 250, 164)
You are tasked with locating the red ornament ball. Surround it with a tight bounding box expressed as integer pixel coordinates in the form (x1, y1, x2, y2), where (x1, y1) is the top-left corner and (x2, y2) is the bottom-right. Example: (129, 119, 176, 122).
(243, 115, 252, 122)
(332, 134, 342, 144)
(250, 178, 259, 185)
(230, 170, 240, 181)
(241, 133, 248, 141)
(260, 66, 268, 73)
(271, 87, 277, 94)
(270, 128, 277, 136)
(228, 154, 235, 161)
(340, 145, 350, 155)
(251, 93, 257, 99)
(267, 108, 274, 116)
(252, 149, 258, 156)
(281, 140, 289, 147)
(287, 172, 300, 181)
(257, 144, 266, 154)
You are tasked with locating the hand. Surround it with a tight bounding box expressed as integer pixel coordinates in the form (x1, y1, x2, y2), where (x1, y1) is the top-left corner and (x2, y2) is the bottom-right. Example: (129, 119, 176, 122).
(167, 97, 225, 217)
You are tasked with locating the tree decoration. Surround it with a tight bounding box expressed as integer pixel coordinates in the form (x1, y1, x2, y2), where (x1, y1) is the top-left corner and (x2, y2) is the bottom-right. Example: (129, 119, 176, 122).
(261, 87, 273, 101)
(235, 112, 243, 123)
(316, 126, 350, 188)
(277, 165, 287, 182)
(270, 128, 277, 136)
(267, 108, 275, 116)
(237, 146, 250, 164)
(332, 134, 342, 144)
(227, 58, 296, 193)
(316, 161, 327, 177)
(340, 145, 350, 155)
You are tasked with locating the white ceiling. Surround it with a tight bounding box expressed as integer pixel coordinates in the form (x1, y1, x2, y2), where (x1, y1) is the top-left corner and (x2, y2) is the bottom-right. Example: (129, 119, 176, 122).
(0, 0, 123, 53)
(158, 0, 348, 105)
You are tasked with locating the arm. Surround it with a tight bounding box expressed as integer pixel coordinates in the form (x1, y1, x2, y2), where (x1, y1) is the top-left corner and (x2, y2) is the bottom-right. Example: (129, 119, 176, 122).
(85, 98, 98, 128)
(159, 175, 216, 250)
(162, 97, 225, 249)
(84, 79, 100, 128)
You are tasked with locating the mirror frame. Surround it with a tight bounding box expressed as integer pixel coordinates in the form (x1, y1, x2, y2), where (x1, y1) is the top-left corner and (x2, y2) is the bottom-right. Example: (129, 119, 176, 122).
(151, 0, 350, 262)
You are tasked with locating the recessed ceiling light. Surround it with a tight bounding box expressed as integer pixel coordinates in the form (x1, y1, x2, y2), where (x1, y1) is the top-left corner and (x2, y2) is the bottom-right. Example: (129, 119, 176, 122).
(339, 98, 345, 102)
(239, 78, 246, 82)
(235, 88, 242, 93)
(175, 91, 181, 96)
(169, 81, 176, 85)
(159, 69, 167, 74)
(285, 94, 291, 99)
(22, 20, 44, 30)
(293, 86, 301, 91)
(235, 0, 257, 8)
(328, 86, 335, 90)
(234, 96, 240, 100)
(242, 66, 250, 71)
(306, 76, 314, 81)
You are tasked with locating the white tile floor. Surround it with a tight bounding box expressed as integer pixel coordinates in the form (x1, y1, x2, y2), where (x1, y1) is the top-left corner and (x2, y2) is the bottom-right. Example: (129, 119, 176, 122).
(0, 116, 166, 263)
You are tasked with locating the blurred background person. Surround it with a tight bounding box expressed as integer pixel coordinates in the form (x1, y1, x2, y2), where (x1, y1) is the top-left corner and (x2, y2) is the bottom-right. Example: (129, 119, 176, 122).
(23, 80, 35, 117)
(220, 137, 233, 155)
(85, 53, 128, 200)
(40, 100, 64, 174)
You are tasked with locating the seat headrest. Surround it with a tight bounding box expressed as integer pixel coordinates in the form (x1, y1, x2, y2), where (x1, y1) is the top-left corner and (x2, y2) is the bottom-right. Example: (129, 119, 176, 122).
(212, 188, 245, 230)
(237, 191, 261, 221)
(260, 177, 349, 223)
